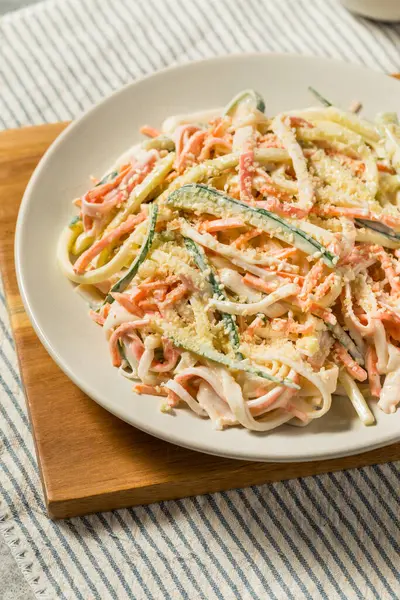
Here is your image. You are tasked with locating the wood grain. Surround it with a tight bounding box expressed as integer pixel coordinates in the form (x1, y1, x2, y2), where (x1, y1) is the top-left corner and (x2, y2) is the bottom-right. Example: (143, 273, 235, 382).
(1, 124, 400, 520)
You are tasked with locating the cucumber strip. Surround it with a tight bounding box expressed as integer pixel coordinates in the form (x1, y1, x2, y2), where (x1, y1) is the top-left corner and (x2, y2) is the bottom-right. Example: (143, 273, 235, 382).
(163, 331, 300, 389)
(355, 218, 400, 242)
(106, 204, 158, 303)
(308, 87, 332, 107)
(327, 322, 365, 366)
(223, 89, 266, 115)
(167, 184, 338, 267)
(184, 237, 243, 359)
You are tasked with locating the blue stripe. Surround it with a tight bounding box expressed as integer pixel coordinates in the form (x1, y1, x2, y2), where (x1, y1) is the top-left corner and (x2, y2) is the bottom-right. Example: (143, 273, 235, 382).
(283, 480, 365, 599)
(278, 1, 314, 55)
(0, 97, 22, 128)
(125, 0, 179, 69)
(330, 472, 397, 599)
(159, 502, 224, 600)
(0, 315, 15, 348)
(0, 462, 84, 600)
(321, 2, 387, 70)
(107, 511, 172, 600)
(57, 4, 117, 92)
(212, 1, 249, 53)
(217, 491, 288, 599)
(225, 488, 309, 599)
(372, 464, 400, 507)
(359, 21, 397, 71)
(0, 66, 34, 124)
(3, 26, 58, 121)
(126, 507, 193, 600)
(84, 5, 134, 80)
(255, 484, 345, 600)
(350, 469, 400, 539)
(0, 371, 30, 429)
(79, 515, 135, 599)
(180, 497, 257, 599)
(0, 483, 65, 599)
(0, 389, 115, 599)
(248, 0, 292, 54)
(63, 520, 119, 600)
(0, 344, 22, 388)
(14, 17, 75, 118)
(67, 2, 125, 87)
(141, 0, 182, 61)
(96, 513, 145, 600)
(298, 0, 348, 60)
(93, 1, 146, 78)
(42, 7, 100, 104)
(311, 475, 382, 598)
(219, 0, 260, 53)
(246, 486, 334, 600)
(26, 13, 87, 113)
(193, 1, 231, 54)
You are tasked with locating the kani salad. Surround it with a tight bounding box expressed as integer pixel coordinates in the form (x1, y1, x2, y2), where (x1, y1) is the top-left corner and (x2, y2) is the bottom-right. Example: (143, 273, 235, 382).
(58, 88, 400, 431)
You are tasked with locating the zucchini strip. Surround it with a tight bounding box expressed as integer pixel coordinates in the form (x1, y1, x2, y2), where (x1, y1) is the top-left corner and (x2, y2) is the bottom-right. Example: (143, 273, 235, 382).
(184, 237, 243, 359)
(327, 322, 365, 366)
(162, 330, 300, 389)
(106, 204, 158, 303)
(167, 184, 338, 267)
(105, 153, 174, 234)
(355, 218, 400, 242)
(223, 89, 266, 116)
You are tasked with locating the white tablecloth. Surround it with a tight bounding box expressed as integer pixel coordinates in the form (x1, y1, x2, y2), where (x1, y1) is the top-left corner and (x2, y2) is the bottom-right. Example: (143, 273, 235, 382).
(1, 1, 400, 598)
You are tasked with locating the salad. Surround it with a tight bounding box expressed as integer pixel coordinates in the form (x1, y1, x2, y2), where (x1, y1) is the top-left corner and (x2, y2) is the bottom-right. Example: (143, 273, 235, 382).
(58, 88, 400, 432)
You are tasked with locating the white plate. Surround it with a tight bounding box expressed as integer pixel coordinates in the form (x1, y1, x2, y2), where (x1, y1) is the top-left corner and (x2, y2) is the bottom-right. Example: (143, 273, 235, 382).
(16, 53, 400, 462)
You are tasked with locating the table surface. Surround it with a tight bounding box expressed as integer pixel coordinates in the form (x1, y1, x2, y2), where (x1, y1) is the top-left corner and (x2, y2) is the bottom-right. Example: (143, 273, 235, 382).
(2, 1, 400, 598)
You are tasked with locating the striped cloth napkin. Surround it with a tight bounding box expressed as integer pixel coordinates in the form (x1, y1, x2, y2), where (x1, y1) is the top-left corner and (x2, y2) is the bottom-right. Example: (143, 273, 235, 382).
(1, 1, 400, 598)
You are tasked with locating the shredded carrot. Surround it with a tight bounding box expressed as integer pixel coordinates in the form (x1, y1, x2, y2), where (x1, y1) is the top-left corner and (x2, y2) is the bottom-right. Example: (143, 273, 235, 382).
(139, 125, 161, 138)
(242, 273, 278, 294)
(366, 346, 381, 398)
(231, 229, 262, 248)
(111, 292, 143, 315)
(199, 136, 232, 161)
(314, 273, 337, 301)
(288, 116, 314, 129)
(299, 260, 324, 303)
(332, 342, 367, 382)
(89, 310, 105, 326)
(133, 384, 168, 396)
(73, 212, 146, 274)
(308, 303, 337, 325)
(377, 163, 396, 174)
(87, 164, 131, 201)
(246, 315, 265, 336)
(161, 283, 188, 307)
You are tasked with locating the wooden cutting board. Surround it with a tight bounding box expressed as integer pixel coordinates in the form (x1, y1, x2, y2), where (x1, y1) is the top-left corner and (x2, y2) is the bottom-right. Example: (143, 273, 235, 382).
(1, 123, 400, 520)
